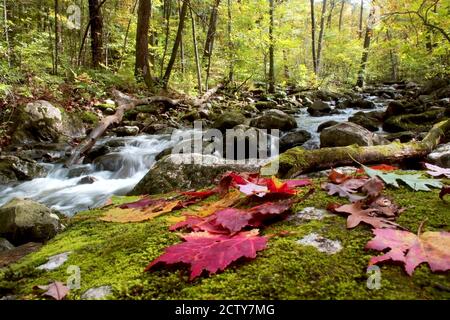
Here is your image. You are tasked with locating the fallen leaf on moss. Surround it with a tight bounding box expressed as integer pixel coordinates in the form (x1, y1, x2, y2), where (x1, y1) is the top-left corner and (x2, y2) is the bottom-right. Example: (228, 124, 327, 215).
(37, 281, 69, 300)
(183, 189, 242, 217)
(366, 228, 450, 275)
(145, 230, 268, 280)
(101, 200, 181, 223)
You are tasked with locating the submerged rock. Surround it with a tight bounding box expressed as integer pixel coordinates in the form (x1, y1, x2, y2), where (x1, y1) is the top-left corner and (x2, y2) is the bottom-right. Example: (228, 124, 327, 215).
(0, 198, 63, 245)
(320, 122, 389, 148)
(296, 233, 342, 255)
(130, 154, 263, 195)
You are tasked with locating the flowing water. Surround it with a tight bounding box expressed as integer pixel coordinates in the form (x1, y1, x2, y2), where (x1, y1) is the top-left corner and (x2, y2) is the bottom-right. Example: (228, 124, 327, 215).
(0, 94, 391, 215)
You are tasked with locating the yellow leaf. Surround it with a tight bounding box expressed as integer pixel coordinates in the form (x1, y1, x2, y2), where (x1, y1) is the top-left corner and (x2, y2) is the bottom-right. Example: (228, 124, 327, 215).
(183, 189, 242, 217)
(100, 201, 180, 223)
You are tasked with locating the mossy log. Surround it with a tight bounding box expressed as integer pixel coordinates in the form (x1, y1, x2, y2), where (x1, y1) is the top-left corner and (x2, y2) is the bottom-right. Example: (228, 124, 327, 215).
(66, 86, 223, 166)
(271, 120, 450, 178)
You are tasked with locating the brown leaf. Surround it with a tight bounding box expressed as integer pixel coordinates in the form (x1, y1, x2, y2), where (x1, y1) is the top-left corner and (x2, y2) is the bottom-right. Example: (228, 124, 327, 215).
(362, 178, 385, 198)
(328, 169, 351, 184)
(183, 189, 242, 217)
(40, 281, 70, 300)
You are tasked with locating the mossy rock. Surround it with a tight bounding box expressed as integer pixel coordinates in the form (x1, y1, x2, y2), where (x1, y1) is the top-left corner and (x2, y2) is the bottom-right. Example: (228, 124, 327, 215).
(383, 109, 447, 133)
(1, 175, 448, 300)
(0, 155, 45, 184)
(212, 111, 246, 131)
(79, 111, 99, 125)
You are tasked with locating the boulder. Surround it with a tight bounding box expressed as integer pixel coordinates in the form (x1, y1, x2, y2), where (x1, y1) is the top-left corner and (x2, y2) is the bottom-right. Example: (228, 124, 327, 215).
(337, 99, 376, 110)
(254, 101, 277, 111)
(130, 154, 262, 195)
(384, 131, 418, 143)
(320, 122, 389, 148)
(384, 100, 425, 119)
(224, 125, 272, 160)
(0, 155, 45, 184)
(212, 111, 246, 131)
(420, 78, 450, 95)
(11, 100, 85, 144)
(0, 238, 14, 252)
(427, 143, 450, 168)
(317, 120, 339, 132)
(348, 112, 380, 132)
(383, 109, 446, 133)
(113, 126, 140, 137)
(250, 109, 297, 131)
(280, 130, 312, 152)
(0, 199, 63, 245)
(307, 100, 332, 116)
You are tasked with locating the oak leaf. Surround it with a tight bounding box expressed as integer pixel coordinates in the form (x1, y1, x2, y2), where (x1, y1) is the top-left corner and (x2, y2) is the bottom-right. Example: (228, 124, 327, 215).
(424, 163, 450, 178)
(37, 281, 70, 300)
(101, 200, 181, 223)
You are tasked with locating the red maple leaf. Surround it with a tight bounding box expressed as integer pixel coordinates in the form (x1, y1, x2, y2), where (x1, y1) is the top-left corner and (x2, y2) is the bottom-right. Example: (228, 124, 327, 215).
(145, 230, 268, 280)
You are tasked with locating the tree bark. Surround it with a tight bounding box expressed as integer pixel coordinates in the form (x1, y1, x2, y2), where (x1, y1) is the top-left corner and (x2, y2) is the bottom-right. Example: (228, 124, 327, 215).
(326, 0, 335, 28)
(190, 7, 202, 94)
(3, 0, 11, 67)
(273, 120, 450, 178)
(88, 0, 104, 68)
(54, 0, 59, 75)
(338, 0, 345, 32)
(356, 5, 375, 88)
(268, 0, 275, 93)
(160, 0, 172, 77)
(135, 0, 153, 88)
(162, 0, 188, 88)
(310, 0, 317, 74)
(358, 0, 364, 39)
(316, 0, 327, 75)
(203, 0, 221, 91)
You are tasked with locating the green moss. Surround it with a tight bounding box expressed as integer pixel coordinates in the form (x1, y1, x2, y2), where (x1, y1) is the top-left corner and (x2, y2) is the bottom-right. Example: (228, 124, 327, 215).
(1, 180, 449, 300)
(79, 111, 99, 125)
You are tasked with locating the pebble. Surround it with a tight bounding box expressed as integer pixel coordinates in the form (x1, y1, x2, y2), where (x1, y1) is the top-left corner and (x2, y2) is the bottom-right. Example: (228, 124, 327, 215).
(296, 233, 342, 255)
(36, 252, 71, 271)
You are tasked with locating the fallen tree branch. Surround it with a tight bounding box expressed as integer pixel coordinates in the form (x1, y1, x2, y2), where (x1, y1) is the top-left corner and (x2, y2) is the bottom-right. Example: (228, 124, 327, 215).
(271, 120, 450, 178)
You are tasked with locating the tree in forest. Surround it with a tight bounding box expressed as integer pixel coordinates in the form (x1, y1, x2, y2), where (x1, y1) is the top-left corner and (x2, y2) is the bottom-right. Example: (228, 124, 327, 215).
(203, 0, 221, 91)
(135, 0, 153, 88)
(88, 0, 104, 68)
(356, 2, 376, 87)
(268, 0, 275, 93)
(162, 0, 188, 88)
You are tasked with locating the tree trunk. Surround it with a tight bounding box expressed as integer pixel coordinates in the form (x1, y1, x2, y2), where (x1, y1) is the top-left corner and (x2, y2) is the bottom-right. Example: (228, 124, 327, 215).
(316, 0, 327, 75)
(310, 0, 317, 74)
(178, 0, 185, 74)
(338, 0, 345, 32)
(356, 5, 375, 88)
(162, 0, 188, 88)
(88, 0, 104, 68)
(326, 0, 335, 28)
(358, 0, 363, 39)
(273, 120, 450, 178)
(3, 0, 11, 67)
(386, 30, 398, 81)
(203, 0, 221, 91)
(190, 7, 202, 94)
(160, 0, 172, 77)
(268, 0, 275, 93)
(227, 0, 234, 83)
(54, 0, 59, 75)
(135, 0, 153, 88)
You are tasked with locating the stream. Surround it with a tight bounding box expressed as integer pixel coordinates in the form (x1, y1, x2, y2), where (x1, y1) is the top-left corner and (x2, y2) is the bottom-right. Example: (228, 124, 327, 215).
(0, 94, 390, 215)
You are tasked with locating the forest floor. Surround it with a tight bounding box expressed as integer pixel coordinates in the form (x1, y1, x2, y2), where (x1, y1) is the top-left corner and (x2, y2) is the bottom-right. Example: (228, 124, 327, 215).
(1, 174, 449, 300)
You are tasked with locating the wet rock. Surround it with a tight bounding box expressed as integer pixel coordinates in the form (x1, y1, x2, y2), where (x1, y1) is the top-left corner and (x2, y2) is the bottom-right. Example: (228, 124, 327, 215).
(81, 286, 113, 300)
(427, 143, 450, 168)
(254, 101, 277, 111)
(384, 131, 417, 143)
(224, 125, 272, 160)
(130, 154, 263, 195)
(280, 130, 312, 152)
(0, 238, 14, 252)
(114, 126, 140, 137)
(307, 100, 332, 116)
(0, 198, 63, 245)
(84, 145, 112, 163)
(36, 252, 71, 271)
(77, 176, 97, 185)
(11, 100, 85, 144)
(250, 109, 297, 131)
(67, 166, 93, 178)
(0, 155, 46, 184)
(320, 122, 389, 148)
(317, 120, 339, 132)
(288, 207, 332, 222)
(348, 112, 380, 132)
(212, 111, 247, 131)
(420, 78, 449, 95)
(296, 233, 342, 255)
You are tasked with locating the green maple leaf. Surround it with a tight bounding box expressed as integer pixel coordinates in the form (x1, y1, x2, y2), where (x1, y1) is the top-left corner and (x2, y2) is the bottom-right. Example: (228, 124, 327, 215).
(363, 165, 442, 192)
